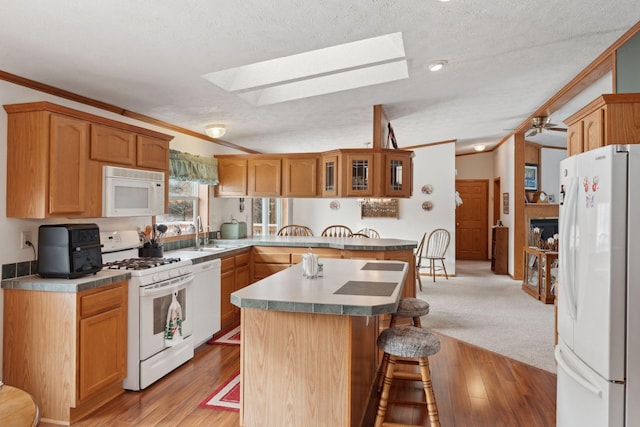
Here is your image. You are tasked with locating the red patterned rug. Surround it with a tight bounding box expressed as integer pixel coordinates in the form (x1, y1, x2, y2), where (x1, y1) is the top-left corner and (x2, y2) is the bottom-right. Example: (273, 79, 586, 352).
(199, 371, 240, 412)
(207, 324, 240, 346)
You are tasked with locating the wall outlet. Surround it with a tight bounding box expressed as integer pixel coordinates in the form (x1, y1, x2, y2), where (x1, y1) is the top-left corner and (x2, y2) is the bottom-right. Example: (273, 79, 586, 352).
(20, 231, 33, 249)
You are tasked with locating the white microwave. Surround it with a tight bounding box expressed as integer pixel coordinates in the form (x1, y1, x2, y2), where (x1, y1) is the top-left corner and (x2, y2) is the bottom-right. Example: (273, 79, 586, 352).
(102, 166, 165, 217)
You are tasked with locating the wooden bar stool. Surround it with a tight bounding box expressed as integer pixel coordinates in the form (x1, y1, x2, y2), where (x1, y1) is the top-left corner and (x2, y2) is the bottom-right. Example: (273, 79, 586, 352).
(389, 297, 430, 328)
(375, 326, 441, 427)
(378, 298, 430, 391)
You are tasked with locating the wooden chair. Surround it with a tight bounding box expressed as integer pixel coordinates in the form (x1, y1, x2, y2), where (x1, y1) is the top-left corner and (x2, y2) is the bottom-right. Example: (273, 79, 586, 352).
(424, 228, 451, 282)
(350, 232, 370, 238)
(356, 228, 380, 238)
(321, 225, 352, 237)
(276, 225, 314, 236)
(415, 232, 427, 291)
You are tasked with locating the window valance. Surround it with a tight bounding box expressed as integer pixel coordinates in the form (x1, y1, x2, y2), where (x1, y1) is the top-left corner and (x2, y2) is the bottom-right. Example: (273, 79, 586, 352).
(169, 149, 219, 185)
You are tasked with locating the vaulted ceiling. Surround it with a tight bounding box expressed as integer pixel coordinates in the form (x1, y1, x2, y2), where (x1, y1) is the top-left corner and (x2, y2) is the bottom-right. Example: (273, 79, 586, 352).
(0, 1, 638, 154)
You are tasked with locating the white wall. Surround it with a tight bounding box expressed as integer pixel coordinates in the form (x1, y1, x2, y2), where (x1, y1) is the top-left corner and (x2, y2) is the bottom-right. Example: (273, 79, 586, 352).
(540, 147, 567, 203)
(493, 137, 516, 275)
(293, 142, 457, 275)
(0, 80, 244, 380)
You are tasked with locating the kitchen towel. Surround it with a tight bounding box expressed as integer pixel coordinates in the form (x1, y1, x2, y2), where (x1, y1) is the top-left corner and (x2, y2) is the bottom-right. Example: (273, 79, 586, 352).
(164, 292, 184, 346)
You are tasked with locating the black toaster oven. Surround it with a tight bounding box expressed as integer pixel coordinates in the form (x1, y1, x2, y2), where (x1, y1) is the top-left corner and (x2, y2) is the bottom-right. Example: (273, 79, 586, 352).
(37, 224, 103, 279)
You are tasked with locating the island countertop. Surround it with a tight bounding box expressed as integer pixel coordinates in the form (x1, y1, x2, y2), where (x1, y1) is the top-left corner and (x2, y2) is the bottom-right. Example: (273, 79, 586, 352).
(231, 258, 408, 316)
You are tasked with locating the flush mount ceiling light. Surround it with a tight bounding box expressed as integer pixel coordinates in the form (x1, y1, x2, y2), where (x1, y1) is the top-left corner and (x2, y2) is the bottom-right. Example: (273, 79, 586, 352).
(202, 32, 408, 106)
(473, 144, 486, 152)
(205, 124, 226, 138)
(427, 60, 448, 72)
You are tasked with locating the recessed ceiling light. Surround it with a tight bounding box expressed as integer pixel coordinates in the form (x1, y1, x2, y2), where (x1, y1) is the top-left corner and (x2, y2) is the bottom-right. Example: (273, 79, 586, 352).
(427, 60, 448, 72)
(473, 144, 486, 152)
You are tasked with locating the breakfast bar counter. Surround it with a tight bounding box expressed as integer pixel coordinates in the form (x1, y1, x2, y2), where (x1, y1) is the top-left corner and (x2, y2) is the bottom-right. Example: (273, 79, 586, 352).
(231, 258, 408, 427)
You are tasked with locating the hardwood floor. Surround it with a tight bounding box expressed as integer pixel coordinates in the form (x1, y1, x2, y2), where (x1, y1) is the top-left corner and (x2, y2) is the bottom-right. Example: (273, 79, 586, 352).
(38, 333, 556, 426)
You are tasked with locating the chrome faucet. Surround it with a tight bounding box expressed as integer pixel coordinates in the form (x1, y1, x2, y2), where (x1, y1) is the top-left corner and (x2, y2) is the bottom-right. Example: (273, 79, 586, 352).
(195, 215, 202, 250)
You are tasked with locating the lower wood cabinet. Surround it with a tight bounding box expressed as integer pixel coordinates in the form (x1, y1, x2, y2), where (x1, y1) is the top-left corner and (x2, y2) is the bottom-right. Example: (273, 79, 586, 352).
(522, 247, 558, 304)
(2, 280, 127, 424)
(220, 249, 252, 331)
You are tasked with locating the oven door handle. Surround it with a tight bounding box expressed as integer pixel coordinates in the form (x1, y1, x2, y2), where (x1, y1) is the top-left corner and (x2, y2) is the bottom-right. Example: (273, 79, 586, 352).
(139, 274, 194, 297)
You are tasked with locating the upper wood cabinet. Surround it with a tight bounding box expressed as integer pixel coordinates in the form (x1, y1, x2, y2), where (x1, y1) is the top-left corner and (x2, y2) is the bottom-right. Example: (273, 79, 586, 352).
(90, 124, 169, 170)
(216, 157, 248, 196)
(4, 101, 173, 218)
(564, 94, 640, 156)
(215, 148, 413, 198)
(249, 158, 281, 197)
(283, 156, 319, 197)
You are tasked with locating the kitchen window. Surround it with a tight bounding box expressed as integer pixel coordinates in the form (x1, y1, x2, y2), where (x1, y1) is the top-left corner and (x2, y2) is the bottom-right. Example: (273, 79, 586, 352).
(252, 198, 285, 236)
(156, 179, 208, 236)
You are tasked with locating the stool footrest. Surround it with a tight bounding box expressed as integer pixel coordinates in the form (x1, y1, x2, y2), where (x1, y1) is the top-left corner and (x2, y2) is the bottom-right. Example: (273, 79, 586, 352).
(393, 371, 422, 381)
(381, 422, 425, 427)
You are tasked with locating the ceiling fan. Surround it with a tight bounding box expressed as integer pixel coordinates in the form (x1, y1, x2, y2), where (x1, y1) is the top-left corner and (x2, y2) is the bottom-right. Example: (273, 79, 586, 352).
(526, 116, 567, 137)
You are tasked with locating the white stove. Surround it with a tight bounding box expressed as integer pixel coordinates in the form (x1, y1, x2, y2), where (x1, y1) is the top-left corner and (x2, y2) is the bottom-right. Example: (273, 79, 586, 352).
(101, 230, 195, 391)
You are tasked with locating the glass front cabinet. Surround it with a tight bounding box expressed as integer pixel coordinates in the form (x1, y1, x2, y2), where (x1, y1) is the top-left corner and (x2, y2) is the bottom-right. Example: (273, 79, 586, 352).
(522, 247, 558, 304)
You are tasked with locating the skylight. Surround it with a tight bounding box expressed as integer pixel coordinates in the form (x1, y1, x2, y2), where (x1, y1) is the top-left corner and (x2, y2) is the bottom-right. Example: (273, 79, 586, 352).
(201, 32, 408, 105)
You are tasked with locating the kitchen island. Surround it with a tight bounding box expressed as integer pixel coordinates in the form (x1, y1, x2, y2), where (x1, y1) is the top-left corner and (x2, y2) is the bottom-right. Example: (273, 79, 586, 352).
(231, 258, 408, 427)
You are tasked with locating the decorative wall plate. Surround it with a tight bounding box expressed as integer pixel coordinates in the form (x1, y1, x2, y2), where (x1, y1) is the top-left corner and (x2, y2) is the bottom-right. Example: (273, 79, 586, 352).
(421, 184, 433, 194)
(422, 201, 434, 211)
(329, 200, 340, 210)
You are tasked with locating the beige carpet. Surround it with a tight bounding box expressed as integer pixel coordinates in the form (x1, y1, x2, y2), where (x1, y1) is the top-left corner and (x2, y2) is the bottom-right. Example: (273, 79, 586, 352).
(417, 260, 556, 373)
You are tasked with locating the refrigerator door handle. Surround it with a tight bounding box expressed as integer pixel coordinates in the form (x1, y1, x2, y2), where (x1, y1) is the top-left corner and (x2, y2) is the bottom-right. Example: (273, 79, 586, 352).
(560, 176, 579, 319)
(555, 345, 602, 397)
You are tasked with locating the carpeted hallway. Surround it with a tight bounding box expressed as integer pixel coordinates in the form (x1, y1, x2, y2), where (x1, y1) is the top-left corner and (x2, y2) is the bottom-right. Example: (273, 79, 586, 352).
(417, 259, 557, 373)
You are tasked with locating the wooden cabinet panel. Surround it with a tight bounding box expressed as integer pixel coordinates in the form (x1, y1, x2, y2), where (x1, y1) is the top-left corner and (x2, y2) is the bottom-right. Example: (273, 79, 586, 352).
(283, 156, 318, 197)
(524, 142, 540, 165)
(384, 152, 412, 197)
(48, 114, 90, 215)
(136, 135, 169, 170)
(78, 307, 126, 401)
(567, 121, 583, 156)
(343, 152, 374, 197)
(249, 158, 281, 196)
(217, 157, 248, 196)
(583, 108, 604, 151)
(321, 154, 340, 197)
(220, 268, 237, 330)
(90, 124, 136, 165)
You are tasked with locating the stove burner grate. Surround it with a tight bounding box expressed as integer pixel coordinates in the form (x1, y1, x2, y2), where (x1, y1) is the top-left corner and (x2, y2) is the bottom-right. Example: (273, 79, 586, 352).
(104, 257, 182, 270)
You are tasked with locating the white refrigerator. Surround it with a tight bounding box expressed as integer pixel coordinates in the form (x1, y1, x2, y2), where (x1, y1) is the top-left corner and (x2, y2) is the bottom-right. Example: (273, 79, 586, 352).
(556, 144, 640, 426)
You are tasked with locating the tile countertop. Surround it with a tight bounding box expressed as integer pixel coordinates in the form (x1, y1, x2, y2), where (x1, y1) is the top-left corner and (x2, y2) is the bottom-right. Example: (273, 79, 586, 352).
(215, 236, 417, 250)
(231, 258, 408, 316)
(1, 270, 131, 293)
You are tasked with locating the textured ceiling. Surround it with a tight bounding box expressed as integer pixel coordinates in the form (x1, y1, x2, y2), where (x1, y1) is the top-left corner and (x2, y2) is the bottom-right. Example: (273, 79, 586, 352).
(0, 1, 637, 154)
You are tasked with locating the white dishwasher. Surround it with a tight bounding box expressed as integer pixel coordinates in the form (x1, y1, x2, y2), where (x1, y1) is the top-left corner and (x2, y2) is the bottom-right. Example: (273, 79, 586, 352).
(191, 258, 222, 347)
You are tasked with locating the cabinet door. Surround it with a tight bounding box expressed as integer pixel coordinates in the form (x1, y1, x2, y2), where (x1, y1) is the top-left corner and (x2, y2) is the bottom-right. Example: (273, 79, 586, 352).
(344, 153, 374, 197)
(249, 158, 281, 196)
(217, 158, 248, 196)
(78, 306, 126, 402)
(49, 114, 89, 215)
(567, 121, 583, 156)
(583, 108, 604, 152)
(90, 124, 136, 165)
(220, 268, 237, 331)
(384, 153, 412, 197)
(136, 135, 169, 170)
(77, 282, 127, 402)
(283, 157, 318, 197)
(321, 155, 339, 197)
